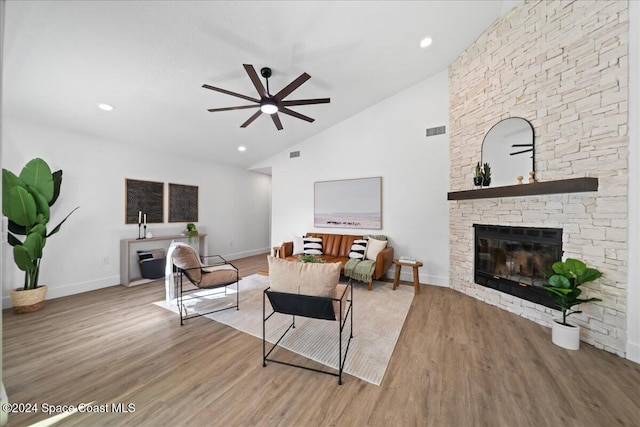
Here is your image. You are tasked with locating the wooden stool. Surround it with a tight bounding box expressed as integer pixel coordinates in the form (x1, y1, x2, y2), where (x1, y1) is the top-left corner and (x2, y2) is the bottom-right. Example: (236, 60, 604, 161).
(392, 259, 423, 295)
(272, 246, 281, 257)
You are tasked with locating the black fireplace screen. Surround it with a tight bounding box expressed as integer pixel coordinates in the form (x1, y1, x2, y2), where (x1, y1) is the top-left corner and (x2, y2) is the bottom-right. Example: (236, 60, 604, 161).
(474, 224, 562, 308)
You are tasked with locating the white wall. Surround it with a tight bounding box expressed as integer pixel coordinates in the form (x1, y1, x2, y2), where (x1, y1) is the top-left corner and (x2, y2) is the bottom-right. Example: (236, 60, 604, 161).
(1, 117, 271, 307)
(1, 0, 8, 421)
(254, 70, 450, 286)
(627, 0, 640, 363)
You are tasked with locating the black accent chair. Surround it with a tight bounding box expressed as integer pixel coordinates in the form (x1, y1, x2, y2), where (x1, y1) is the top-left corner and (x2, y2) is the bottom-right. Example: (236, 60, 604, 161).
(171, 244, 239, 325)
(262, 281, 353, 385)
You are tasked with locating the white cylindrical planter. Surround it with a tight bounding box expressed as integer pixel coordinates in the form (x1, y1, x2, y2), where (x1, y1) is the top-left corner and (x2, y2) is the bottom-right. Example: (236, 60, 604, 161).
(552, 320, 580, 350)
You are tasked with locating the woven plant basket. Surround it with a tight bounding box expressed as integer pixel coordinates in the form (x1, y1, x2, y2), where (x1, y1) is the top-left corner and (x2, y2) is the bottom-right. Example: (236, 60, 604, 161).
(10, 285, 48, 314)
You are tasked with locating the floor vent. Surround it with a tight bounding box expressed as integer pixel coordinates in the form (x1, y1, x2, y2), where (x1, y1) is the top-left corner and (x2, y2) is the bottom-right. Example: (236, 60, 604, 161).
(426, 125, 446, 137)
(290, 151, 300, 158)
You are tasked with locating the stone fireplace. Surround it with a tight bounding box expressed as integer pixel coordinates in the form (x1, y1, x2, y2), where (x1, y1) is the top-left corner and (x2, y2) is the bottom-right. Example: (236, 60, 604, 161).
(448, 1, 629, 356)
(474, 224, 562, 309)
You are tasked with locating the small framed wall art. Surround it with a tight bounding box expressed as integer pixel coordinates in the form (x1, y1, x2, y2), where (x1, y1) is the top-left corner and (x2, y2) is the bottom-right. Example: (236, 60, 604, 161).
(125, 179, 164, 224)
(169, 183, 199, 223)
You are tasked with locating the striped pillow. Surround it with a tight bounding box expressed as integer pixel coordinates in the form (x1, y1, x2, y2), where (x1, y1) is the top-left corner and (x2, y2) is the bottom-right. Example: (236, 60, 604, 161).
(303, 237, 323, 255)
(349, 239, 368, 259)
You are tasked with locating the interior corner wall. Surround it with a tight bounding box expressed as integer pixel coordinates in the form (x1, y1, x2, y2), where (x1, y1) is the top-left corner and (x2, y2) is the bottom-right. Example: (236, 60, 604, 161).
(1, 0, 7, 420)
(449, 1, 630, 357)
(259, 70, 450, 286)
(1, 117, 271, 307)
(627, 0, 640, 363)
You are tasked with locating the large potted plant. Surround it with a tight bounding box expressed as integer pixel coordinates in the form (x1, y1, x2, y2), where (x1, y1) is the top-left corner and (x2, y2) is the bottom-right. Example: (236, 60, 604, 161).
(543, 258, 602, 350)
(2, 158, 78, 313)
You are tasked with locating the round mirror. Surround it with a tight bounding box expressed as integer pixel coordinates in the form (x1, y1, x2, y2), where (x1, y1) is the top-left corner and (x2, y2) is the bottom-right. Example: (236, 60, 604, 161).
(481, 117, 534, 187)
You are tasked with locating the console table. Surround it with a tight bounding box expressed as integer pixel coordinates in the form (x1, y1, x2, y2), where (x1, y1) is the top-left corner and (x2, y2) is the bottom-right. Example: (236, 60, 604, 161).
(120, 234, 208, 287)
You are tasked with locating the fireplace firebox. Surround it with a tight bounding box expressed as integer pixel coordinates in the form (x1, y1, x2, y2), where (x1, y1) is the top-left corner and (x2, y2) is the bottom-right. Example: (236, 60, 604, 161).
(473, 224, 562, 309)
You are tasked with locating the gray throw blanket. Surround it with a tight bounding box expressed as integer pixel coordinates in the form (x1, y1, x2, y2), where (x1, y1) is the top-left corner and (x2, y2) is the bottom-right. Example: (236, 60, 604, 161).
(344, 258, 376, 283)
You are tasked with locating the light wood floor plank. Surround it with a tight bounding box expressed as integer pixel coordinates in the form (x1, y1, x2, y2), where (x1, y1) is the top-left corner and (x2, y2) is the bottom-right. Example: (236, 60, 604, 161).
(3, 253, 640, 426)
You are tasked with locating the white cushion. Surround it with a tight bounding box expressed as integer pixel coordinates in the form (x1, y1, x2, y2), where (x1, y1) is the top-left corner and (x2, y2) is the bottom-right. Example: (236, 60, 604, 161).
(365, 237, 388, 261)
(292, 236, 305, 255)
(303, 236, 323, 255)
(349, 239, 368, 259)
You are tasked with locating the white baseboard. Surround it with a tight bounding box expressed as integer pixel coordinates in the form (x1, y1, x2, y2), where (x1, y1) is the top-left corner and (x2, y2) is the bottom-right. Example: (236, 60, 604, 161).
(222, 247, 270, 261)
(2, 275, 120, 309)
(424, 276, 449, 287)
(388, 267, 448, 287)
(1, 248, 272, 309)
(627, 341, 640, 364)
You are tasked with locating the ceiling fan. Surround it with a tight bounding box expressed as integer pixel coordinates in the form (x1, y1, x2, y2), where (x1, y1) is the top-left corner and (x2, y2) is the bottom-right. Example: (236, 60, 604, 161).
(202, 64, 330, 131)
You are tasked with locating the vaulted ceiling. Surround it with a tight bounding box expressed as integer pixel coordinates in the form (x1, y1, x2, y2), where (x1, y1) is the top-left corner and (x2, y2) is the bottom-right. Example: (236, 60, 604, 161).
(3, 1, 515, 169)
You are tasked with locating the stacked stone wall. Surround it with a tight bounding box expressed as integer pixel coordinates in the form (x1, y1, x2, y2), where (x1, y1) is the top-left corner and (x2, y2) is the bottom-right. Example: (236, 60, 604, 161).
(449, 0, 629, 355)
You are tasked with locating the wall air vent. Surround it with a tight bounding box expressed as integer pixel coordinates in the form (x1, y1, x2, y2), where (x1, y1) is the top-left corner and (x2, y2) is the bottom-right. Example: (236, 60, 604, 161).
(290, 151, 300, 158)
(426, 125, 446, 137)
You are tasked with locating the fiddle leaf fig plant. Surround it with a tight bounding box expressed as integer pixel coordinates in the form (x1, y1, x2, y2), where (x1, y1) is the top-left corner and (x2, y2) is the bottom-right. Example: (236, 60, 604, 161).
(2, 158, 79, 290)
(543, 258, 603, 326)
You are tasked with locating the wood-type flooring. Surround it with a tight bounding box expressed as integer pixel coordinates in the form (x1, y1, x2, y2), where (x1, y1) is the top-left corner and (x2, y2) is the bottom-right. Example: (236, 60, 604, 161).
(3, 253, 640, 426)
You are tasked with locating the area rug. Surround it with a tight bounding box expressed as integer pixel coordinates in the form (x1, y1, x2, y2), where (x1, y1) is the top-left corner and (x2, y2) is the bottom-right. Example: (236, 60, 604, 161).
(153, 274, 414, 385)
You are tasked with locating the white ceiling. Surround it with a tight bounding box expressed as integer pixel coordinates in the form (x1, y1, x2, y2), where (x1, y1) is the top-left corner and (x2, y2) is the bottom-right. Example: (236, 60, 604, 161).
(3, 1, 514, 170)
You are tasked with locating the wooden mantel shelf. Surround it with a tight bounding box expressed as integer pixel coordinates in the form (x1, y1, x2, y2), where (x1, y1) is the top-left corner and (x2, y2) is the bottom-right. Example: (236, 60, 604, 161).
(447, 177, 598, 201)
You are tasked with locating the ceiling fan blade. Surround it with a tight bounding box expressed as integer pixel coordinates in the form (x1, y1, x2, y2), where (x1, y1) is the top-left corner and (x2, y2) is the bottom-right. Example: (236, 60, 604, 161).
(274, 72, 311, 100)
(202, 84, 259, 104)
(281, 98, 331, 107)
(271, 113, 283, 131)
(207, 105, 260, 112)
(240, 110, 263, 128)
(279, 107, 314, 123)
(243, 64, 268, 98)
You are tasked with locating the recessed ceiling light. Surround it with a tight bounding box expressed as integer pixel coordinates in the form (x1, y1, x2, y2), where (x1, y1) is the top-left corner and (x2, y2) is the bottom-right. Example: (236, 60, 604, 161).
(420, 37, 433, 48)
(98, 103, 114, 111)
(238, 146, 247, 152)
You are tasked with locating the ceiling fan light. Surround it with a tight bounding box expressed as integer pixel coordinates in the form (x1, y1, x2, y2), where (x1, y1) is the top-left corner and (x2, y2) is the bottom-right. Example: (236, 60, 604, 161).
(420, 37, 433, 48)
(260, 100, 278, 115)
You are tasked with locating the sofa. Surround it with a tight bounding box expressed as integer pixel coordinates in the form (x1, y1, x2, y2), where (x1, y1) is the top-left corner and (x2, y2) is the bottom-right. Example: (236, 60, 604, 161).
(277, 232, 394, 290)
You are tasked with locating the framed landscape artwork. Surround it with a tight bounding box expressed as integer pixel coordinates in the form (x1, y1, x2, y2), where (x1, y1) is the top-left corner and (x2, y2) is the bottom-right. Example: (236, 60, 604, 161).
(314, 177, 382, 229)
(169, 183, 198, 223)
(125, 179, 164, 224)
